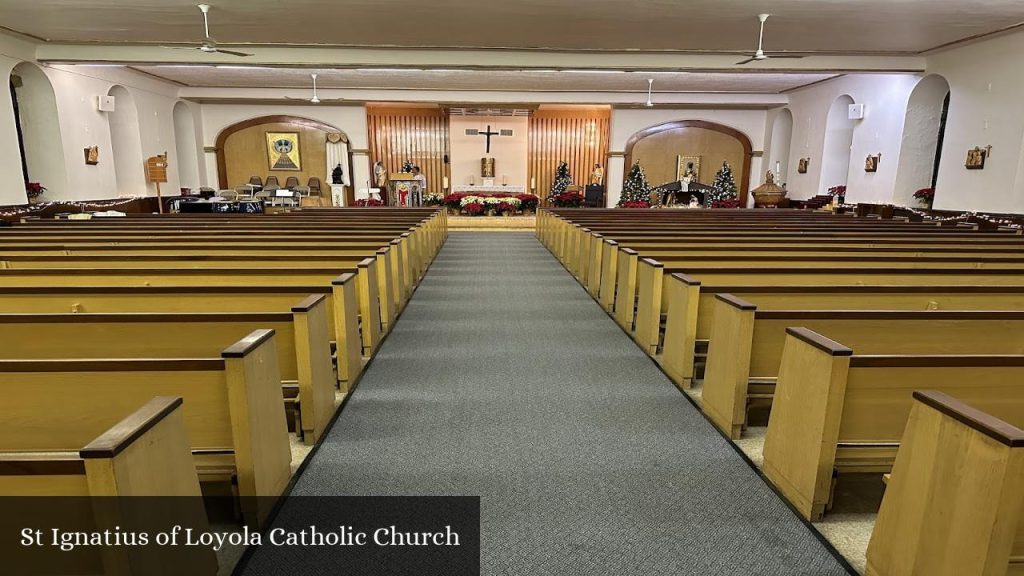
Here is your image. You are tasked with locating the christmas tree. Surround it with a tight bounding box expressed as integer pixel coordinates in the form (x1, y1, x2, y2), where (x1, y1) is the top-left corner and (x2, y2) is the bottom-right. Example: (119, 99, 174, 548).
(548, 161, 573, 199)
(619, 162, 651, 205)
(709, 160, 739, 205)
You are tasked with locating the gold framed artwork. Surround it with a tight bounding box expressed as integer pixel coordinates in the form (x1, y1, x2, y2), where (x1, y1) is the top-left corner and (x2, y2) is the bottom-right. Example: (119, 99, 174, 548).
(83, 146, 99, 165)
(965, 146, 987, 170)
(676, 155, 701, 181)
(797, 158, 810, 174)
(266, 132, 302, 171)
(864, 154, 880, 173)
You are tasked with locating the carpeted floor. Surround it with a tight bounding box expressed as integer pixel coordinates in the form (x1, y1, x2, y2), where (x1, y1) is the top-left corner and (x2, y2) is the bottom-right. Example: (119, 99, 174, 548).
(250, 232, 853, 575)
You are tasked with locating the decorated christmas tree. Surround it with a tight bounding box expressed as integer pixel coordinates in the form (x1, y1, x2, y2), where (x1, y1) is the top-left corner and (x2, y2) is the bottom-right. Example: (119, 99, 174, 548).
(618, 162, 651, 206)
(548, 161, 573, 199)
(709, 160, 739, 206)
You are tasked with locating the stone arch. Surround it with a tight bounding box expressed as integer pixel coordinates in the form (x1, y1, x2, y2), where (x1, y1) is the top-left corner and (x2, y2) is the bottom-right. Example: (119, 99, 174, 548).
(106, 85, 146, 196)
(820, 95, 856, 195)
(623, 120, 753, 206)
(214, 114, 350, 189)
(893, 74, 951, 206)
(10, 62, 67, 200)
(172, 101, 201, 191)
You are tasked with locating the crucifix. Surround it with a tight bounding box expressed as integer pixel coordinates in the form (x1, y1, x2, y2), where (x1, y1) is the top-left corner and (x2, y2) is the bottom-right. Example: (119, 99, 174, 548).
(478, 125, 500, 154)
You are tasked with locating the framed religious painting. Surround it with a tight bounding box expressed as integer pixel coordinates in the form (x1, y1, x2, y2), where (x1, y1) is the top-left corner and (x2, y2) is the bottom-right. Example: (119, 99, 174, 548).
(266, 132, 302, 171)
(864, 154, 880, 173)
(965, 146, 987, 170)
(797, 157, 810, 174)
(676, 155, 701, 181)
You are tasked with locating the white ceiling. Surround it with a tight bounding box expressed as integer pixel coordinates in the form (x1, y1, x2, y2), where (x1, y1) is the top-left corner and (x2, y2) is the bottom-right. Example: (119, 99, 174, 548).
(129, 66, 838, 93)
(2, 0, 1023, 54)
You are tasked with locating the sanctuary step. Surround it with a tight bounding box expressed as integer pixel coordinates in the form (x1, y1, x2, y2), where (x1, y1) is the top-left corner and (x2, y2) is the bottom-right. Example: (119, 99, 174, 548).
(448, 215, 535, 231)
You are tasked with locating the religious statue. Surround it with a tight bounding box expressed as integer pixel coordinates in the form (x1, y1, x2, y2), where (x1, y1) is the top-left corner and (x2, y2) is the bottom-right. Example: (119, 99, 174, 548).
(373, 161, 388, 188)
(590, 163, 604, 186)
(688, 196, 700, 208)
(332, 163, 344, 185)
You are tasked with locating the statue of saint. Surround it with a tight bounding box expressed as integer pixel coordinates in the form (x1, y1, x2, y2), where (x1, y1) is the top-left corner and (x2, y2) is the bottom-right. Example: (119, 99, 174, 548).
(373, 161, 388, 188)
(688, 196, 700, 208)
(590, 163, 604, 186)
(332, 164, 344, 185)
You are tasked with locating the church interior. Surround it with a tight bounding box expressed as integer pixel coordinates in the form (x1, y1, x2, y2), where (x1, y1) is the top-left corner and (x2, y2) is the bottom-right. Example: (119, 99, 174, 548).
(2, 1, 1024, 575)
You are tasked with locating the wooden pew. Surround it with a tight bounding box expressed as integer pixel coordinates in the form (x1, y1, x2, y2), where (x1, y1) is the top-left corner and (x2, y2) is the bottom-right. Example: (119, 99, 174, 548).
(761, 327, 1024, 521)
(0, 280, 363, 388)
(0, 264, 383, 356)
(0, 329, 291, 527)
(0, 294, 335, 444)
(660, 278, 1024, 388)
(0, 396, 219, 575)
(700, 296, 1024, 439)
(864, 390, 1024, 576)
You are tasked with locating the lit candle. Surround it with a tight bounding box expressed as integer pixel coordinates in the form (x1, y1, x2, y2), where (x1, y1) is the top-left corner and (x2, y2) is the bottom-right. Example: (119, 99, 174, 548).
(531, 176, 536, 190)
(775, 161, 781, 175)
(443, 176, 449, 189)
(469, 175, 475, 186)
(502, 175, 507, 186)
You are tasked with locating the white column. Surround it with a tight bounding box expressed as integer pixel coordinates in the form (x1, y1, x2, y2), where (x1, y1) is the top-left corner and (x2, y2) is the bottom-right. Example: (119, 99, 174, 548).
(605, 154, 626, 207)
(351, 150, 372, 197)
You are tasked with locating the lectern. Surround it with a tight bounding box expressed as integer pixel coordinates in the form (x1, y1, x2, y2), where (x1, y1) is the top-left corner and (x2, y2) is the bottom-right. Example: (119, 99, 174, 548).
(388, 172, 416, 206)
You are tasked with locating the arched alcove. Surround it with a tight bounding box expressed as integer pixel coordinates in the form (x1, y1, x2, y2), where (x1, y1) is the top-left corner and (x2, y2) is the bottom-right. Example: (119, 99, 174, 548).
(820, 95, 856, 195)
(10, 62, 67, 200)
(893, 74, 951, 206)
(623, 120, 753, 206)
(767, 108, 793, 187)
(106, 85, 146, 196)
(214, 115, 351, 196)
(173, 101, 201, 191)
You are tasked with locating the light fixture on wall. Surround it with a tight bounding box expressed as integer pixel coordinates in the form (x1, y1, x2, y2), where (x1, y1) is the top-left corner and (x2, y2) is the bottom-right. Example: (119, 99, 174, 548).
(645, 79, 654, 107)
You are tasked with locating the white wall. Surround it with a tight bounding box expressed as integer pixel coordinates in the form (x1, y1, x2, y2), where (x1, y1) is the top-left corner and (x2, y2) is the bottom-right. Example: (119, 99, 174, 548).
(928, 30, 1024, 213)
(449, 115, 527, 187)
(0, 32, 44, 204)
(607, 108, 769, 206)
(173, 101, 202, 190)
(11, 62, 68, 200)
(893, 74, 950, 206)
(785, 74, 921, 202)
(764, 108, 793, 188)
(199, 103, 369, 190)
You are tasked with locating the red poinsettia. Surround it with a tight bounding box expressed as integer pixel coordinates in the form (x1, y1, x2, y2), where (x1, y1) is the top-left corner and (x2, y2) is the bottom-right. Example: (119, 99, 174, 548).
(551, 192, 584, 208)
(463, 202, 485, 216)
(25, 182, 46, 199)
(827, 185, 847, 196)
(710, 199, 741, 209)
(497, 202, 517, 213)
(619, 201, 650, 209)
(354, 198, 384, 207)
(913, 187, 935, 202)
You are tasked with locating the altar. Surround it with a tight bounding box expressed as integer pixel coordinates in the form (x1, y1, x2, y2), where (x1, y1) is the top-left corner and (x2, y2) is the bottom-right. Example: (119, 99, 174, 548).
(452, 185, 526, 194)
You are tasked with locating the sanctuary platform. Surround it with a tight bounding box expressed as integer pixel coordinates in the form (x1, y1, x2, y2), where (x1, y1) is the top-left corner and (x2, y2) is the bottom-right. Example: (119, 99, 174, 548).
(448, 215, 535, 232)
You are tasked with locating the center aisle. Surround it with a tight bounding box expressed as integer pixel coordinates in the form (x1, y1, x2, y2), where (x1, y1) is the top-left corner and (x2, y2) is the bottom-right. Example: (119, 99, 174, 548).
(258, 232, 852, 575)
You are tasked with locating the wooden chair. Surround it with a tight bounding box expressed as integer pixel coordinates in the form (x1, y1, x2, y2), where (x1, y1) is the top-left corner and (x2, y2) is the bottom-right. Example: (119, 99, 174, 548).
(264, 176, 281, 190)
(248, 176, 263, 188)
(308, 177, 323, 196)
(285, 176, 300, 190)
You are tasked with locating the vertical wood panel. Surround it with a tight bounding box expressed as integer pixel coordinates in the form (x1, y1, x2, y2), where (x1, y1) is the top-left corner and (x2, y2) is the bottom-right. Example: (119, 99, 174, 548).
(367, 106, 449, 196)
(528, 108, 610, 205)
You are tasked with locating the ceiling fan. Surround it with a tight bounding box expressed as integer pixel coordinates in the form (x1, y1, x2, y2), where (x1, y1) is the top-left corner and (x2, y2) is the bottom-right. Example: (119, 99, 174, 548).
(163, 4, 253, 58)
(736, 14, 805, 65)
(285, 74, 346, 104)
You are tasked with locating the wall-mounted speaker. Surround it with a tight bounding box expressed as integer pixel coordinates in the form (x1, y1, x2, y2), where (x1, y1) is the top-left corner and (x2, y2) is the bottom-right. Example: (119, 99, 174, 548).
(443, 154, 449, 164)
(97, 95, 116, 112)
(848, 103, 865, 120)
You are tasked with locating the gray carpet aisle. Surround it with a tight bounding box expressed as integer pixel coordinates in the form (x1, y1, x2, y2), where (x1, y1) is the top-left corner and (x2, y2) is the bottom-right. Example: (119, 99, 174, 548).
(277, 232, 850, 575)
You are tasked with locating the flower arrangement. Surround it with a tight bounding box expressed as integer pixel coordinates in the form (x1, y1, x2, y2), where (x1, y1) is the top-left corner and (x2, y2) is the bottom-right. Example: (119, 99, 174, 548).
(463, 201, 485, 216)
(710, 199, 741, 209)
(354, 198, 384, 207)
(25, 182, 46, 200)
(401, 160, 414, 173)
(913, 187, 935, 203)
(515, 194, 539, 212)
(498, 202, 518, 215)
(827, 185, 847, 197)
(619, 201, 651, 209)
(551, 191, 584, 208)
(424, 192, 444, 206)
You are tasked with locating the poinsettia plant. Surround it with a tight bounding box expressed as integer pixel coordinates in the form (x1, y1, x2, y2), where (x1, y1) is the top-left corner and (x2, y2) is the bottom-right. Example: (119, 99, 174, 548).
(25, 182, 46, 200)
(619, 201, 651, 209)
(710, 199, 741, 209)
(913, 187, 935, 202)
(354, 198, 384, 207)
(515, 194, 539, 211)
(498, 202, 518, 214)
(827, 185, 847, 197)
(551, 191, 584, 208)
(463, 202, 485, 216)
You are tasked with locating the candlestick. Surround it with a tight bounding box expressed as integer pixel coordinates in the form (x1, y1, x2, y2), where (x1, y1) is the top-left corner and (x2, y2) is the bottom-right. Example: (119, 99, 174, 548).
(443, 176, 449, 190)
(775, 161, 780, 175)
(530, 176, 536, 190)
(502, 175, 507, 186)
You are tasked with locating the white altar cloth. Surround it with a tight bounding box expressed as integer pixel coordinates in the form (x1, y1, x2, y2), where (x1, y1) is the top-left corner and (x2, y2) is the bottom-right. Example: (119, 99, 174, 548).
(452, 185, 527, 194)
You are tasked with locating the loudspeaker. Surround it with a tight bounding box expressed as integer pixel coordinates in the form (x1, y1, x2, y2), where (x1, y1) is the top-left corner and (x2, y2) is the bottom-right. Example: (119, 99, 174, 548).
(848, 103, 865, 120)
(97, 95, 115, 112)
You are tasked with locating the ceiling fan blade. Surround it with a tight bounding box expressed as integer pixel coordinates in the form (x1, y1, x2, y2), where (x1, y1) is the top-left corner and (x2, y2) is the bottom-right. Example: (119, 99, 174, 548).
(283, 96, 309, 101)
(215, 49, 254, 57)
(735, 57, 757, 65)
(161, 46, 200, 51)
(767, 54, 805, 59)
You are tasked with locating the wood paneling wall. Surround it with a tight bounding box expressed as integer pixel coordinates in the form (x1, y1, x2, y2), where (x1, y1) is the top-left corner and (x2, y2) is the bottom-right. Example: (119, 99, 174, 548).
(222, 122, 327, 190)
(528, 108, 610, 201)
(367, 106, 449, 196)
